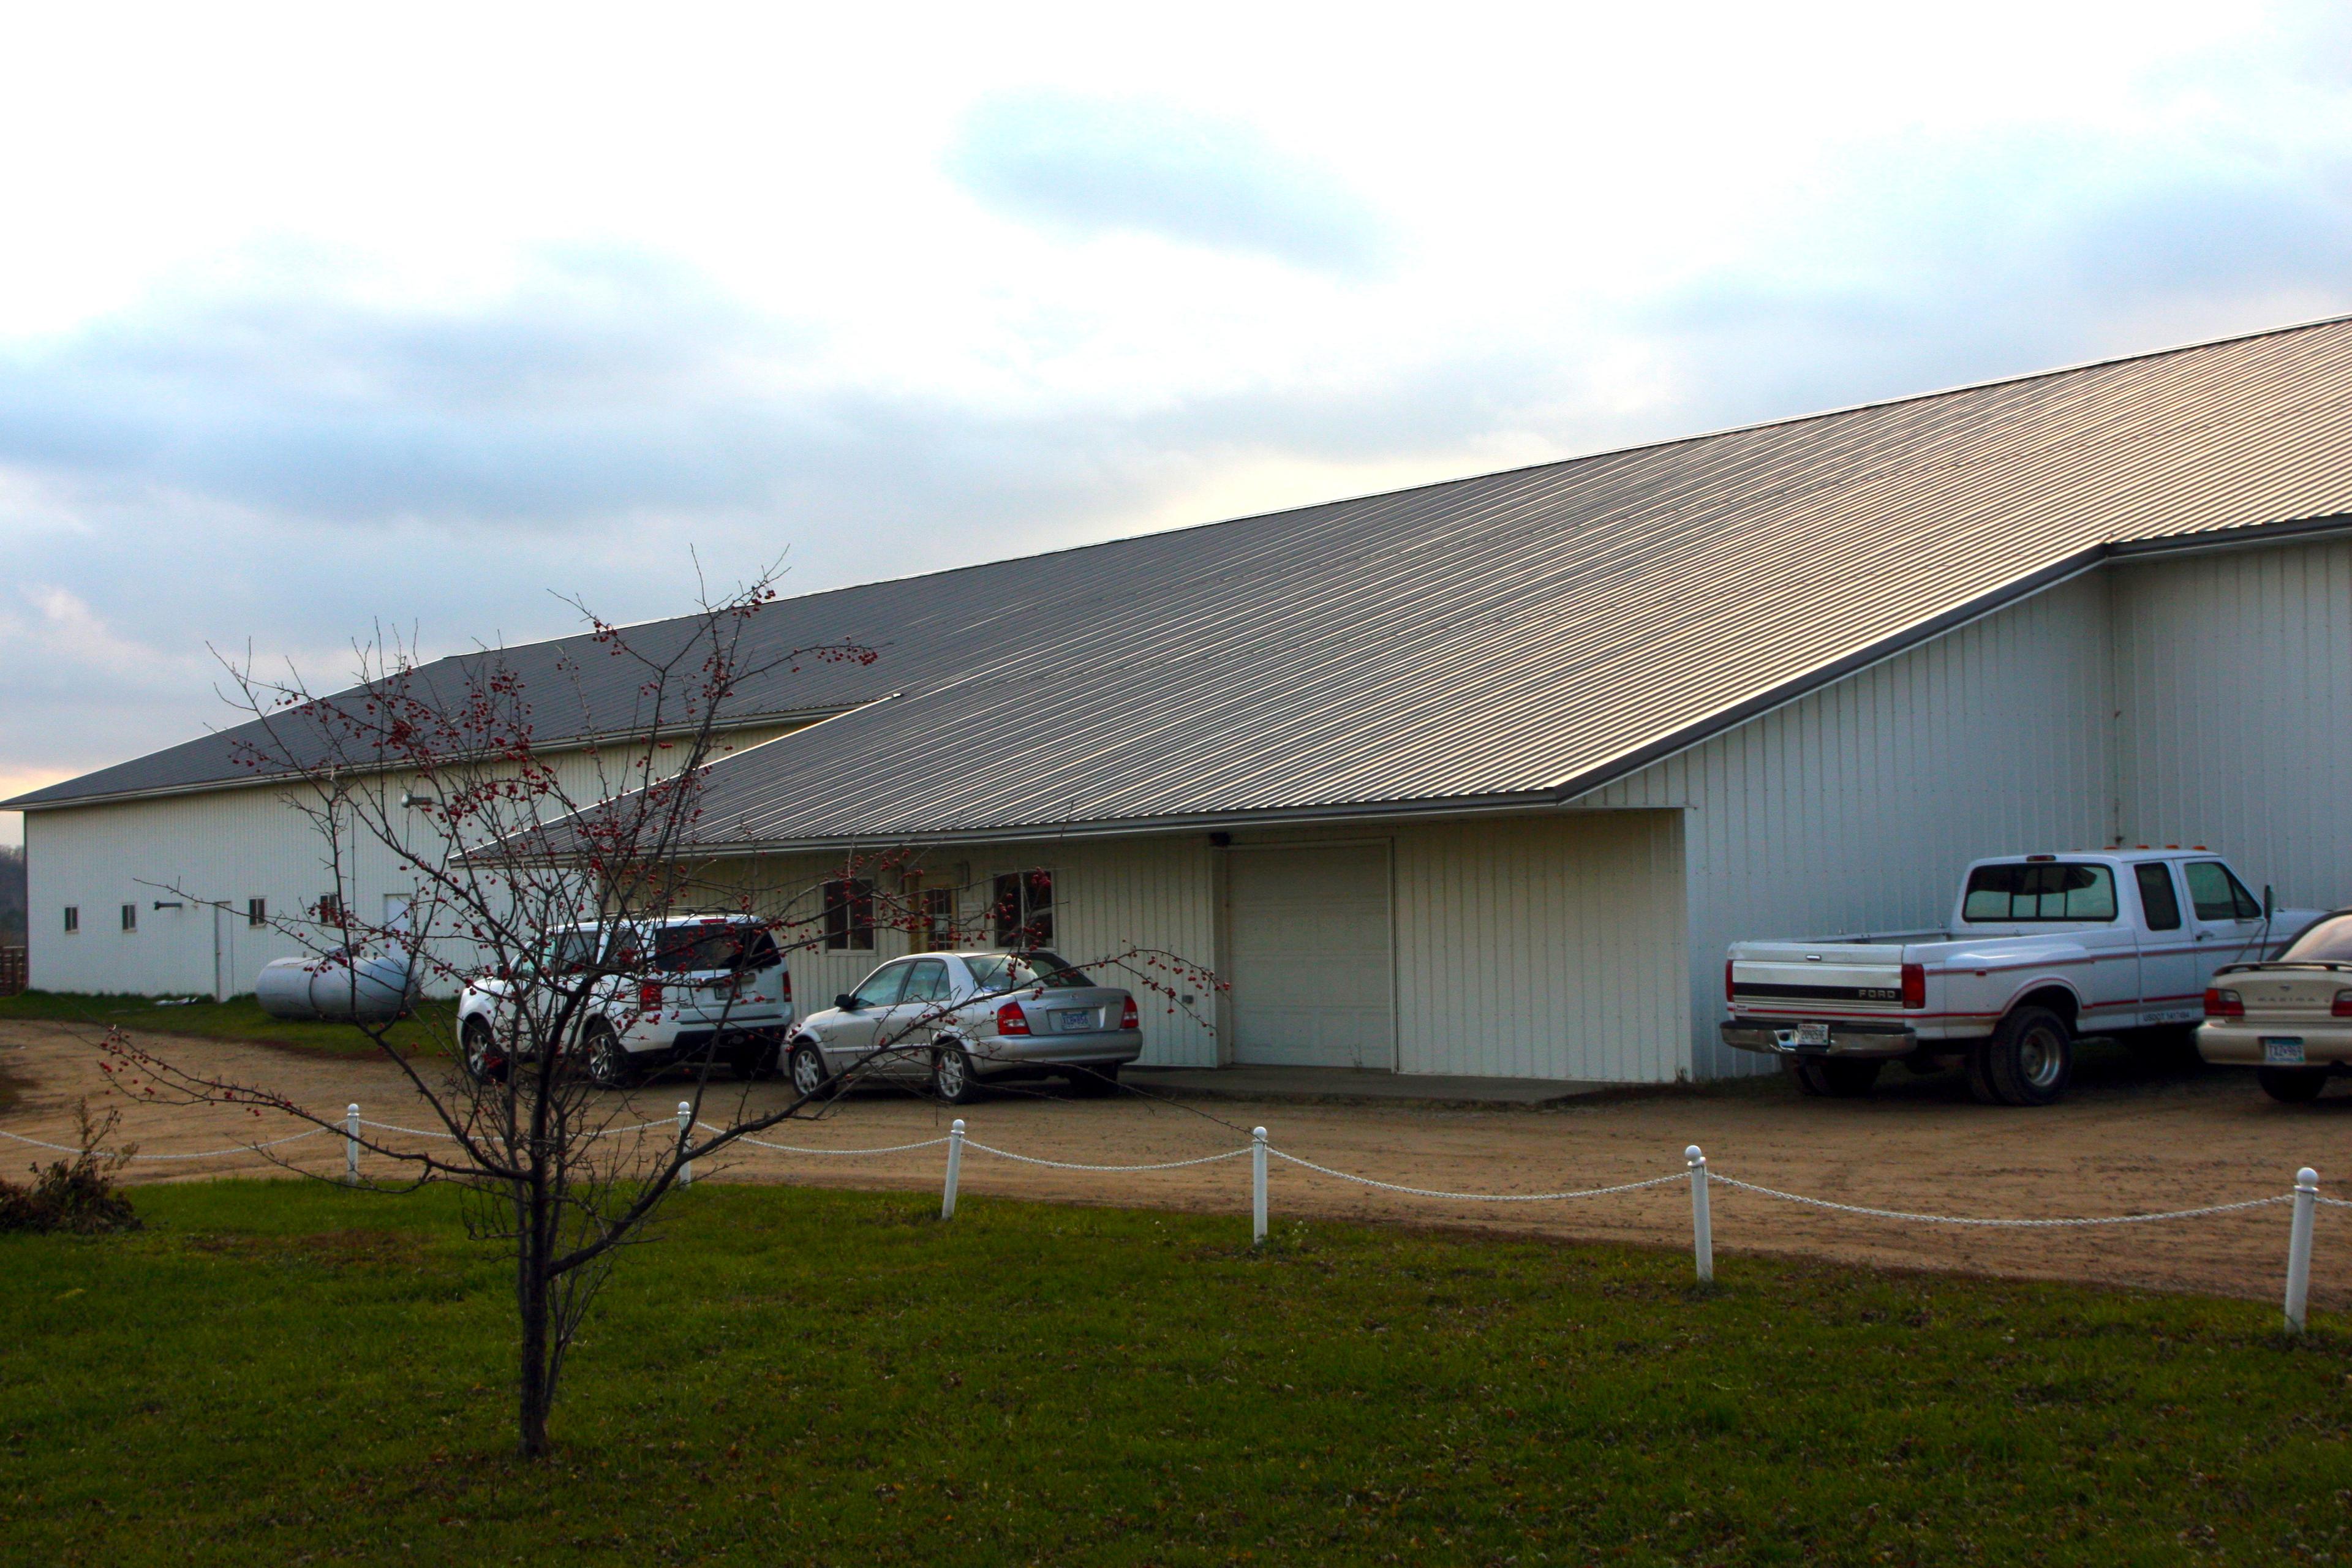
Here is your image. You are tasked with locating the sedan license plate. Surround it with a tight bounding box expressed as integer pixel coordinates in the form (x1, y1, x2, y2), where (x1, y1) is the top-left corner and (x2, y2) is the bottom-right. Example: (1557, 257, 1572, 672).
(1058, 1009, 1094, 1033)
(1795, 1021, 1832, 1048)
(2264, 1037, 2307, 1066)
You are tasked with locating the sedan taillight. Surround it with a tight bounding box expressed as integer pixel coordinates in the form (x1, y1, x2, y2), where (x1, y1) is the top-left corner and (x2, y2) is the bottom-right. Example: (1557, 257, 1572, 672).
(2204, 988, 2244, 1018)
(996, 1001, 1031, 1036)
(1120, 996, 1140, 1029)
(2334, 990, 2352, 1019)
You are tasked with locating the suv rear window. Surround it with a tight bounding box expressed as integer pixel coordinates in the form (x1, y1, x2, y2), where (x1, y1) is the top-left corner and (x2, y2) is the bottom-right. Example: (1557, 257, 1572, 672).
(964, 951, 1095, 992)
(1962, 863, 2117, 922)
(652, 923, 782, 973)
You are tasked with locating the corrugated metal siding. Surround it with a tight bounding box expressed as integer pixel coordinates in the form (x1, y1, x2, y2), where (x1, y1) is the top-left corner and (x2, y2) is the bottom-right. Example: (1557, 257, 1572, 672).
(1365, 813, 1687, 1082)
(1588, 576, 2116, 1076)
(2113, 538, 2352, 911)
(23, 731, 797, 997)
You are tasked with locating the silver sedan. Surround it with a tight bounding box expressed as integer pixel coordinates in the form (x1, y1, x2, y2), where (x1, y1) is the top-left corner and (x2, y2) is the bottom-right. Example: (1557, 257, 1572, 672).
(785, 950, 1143, 1104)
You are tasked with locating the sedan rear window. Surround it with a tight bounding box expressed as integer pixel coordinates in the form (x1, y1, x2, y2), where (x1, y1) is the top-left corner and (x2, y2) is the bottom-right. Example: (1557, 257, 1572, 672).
(965, 952, 1095, 992)
(1962, 863, 2117, 922)
(2283, 914, 2352, 963)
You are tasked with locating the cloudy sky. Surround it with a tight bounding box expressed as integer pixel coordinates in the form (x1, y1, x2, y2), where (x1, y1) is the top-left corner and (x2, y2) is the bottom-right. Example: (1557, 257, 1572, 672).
(4, 0, 2350, 839)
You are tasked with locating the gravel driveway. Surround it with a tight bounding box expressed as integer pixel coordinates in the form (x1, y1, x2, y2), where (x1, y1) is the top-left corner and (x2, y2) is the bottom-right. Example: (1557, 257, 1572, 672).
(7, 1017, 2348, 1307)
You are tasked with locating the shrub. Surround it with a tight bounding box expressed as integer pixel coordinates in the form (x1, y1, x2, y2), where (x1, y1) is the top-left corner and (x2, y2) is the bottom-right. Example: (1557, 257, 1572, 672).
(0, 1100, 141, 1234)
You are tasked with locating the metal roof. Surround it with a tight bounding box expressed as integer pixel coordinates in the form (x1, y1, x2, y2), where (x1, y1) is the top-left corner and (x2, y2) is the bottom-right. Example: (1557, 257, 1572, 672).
(15, 314, 2352, 842)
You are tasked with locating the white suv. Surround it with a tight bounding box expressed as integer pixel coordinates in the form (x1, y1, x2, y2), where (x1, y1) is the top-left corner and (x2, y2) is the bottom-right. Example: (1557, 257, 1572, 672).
(457, 914, 794, 1086)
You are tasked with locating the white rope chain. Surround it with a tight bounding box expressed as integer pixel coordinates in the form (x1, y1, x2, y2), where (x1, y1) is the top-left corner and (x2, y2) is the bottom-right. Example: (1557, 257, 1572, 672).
(964, 1140, 1251, 1173)
(0, 1125, 332, 1161)
(356, 1116, 677, 1142)
(1270, 1150, 1688, 1202)
(726, 1134, 952, 1157)
(1706, 1172, 2294, 1228)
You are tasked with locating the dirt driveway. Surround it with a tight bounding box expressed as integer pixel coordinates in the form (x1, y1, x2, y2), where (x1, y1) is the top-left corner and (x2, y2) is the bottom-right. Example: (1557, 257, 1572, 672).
(7, 1018, 2350, 1307)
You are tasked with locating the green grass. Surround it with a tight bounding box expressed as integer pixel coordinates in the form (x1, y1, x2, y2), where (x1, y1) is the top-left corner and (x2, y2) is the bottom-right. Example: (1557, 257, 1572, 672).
(5, 1185, 2351, 1566)
(0, 989, 454, 1057)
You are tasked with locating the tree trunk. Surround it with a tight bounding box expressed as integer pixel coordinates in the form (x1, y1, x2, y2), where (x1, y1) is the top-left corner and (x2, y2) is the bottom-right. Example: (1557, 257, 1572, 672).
(516, 1180, 554, 1458)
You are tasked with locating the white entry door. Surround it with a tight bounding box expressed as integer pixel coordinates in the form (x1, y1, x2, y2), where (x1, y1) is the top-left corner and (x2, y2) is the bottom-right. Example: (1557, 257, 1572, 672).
(1226, 843, 1395, 1069)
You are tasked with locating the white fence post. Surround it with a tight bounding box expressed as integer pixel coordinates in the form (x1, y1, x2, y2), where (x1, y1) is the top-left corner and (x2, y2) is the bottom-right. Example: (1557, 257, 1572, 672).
(677, 1101, 694, 1188)
(2286, 1165, 2319, 1333)
(1251, 1126, 1268, 1245)
(942, 1119, 965, 1220)
(344, 1103, 360, 1185)
(1686, 1144, 1713, 1284)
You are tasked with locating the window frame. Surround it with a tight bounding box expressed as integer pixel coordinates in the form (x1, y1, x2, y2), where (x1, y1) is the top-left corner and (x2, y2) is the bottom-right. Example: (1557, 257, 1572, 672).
(63, 905, 79, 935)
(991, 869, 1055, 948)
(823, 878, 876, 952)
(121, 902, 137, 933)
(247, 897, 267, 929)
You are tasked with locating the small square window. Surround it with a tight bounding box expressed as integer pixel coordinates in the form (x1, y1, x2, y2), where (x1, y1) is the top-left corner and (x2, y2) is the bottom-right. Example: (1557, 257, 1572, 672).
(992, 870, 1054, 947)
(121, 903, 138, 933)
(247, 897, 267, 929)
(317, 892, 343, 924)
(823, 878, 875, 951)
(63, 906, 80, 934)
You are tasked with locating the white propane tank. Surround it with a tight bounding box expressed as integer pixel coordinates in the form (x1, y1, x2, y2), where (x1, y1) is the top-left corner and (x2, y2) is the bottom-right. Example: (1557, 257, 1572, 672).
(254, 949, 418, 1022)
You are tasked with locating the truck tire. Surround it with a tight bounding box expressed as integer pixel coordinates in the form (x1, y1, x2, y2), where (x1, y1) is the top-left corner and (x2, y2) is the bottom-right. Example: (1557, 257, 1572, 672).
(1782, 1056, 1882, 1098)
(1983, 1006, 2073, 1107)
(2257, 1067, 2329, 1104)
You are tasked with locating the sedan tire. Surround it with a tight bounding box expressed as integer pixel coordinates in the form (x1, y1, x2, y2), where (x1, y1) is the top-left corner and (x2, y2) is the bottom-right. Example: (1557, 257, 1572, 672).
(2258, 1066, 2330, 1104)
(788, 1041, 834, 1102)
(932, 1043, 983, 1105)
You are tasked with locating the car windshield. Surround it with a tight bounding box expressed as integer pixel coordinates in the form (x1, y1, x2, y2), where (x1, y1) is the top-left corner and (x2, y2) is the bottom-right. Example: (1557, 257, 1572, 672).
(650, 923, 780, 973)
(964, 951, 1095, 992)
(1962, 863, 2117, 922)
(2282, 914, 2352, 963)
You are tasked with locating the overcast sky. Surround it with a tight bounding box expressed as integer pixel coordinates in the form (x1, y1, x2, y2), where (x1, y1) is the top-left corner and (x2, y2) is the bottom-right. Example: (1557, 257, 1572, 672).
(4, 1, 2350, 842)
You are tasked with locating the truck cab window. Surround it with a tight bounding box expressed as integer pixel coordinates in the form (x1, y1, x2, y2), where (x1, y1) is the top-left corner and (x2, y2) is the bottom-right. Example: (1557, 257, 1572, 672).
(2184, 861, 2261, 921)
(2135, 863, 2182, 932)
(1962, 863, 2117, 922)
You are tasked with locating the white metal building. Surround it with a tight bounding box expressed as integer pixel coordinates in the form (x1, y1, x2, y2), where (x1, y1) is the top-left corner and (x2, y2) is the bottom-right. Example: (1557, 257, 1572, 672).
(12, 318, 2352, 1082)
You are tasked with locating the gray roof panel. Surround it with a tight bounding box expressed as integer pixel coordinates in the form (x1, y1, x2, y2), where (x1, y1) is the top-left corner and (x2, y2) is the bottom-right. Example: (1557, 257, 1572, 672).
(15, 316, 2352, 840)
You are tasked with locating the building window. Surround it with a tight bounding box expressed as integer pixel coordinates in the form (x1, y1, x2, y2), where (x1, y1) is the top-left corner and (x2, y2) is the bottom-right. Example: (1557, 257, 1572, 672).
(63, 906, 79, 934)
(121, 903, 137, 933)
(247, 897, 267, 929)
(823, 878, 875, 951)
(922, 887, 958, 951)
(317, 892, 343, 924)
(992, 870, 1054, 948)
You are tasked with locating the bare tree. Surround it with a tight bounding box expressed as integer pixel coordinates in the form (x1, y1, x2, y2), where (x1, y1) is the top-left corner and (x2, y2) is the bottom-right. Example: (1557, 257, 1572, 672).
(99, 568, 1227, 1458)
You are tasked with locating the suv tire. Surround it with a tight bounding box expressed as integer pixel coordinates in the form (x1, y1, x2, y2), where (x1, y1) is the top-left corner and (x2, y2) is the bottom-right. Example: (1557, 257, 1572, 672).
(2258, 1066, 2330, 1104)
(584, 1022, 635, 1089)
(1782, 1056, 1880, 1098)
(461, 1019, 507, 1084)
(1984, 1006, 2073, 1107)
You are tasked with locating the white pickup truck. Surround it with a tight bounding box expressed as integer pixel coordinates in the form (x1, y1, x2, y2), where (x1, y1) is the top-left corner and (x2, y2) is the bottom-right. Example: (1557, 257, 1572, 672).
(1723, 850, 2324, 1106)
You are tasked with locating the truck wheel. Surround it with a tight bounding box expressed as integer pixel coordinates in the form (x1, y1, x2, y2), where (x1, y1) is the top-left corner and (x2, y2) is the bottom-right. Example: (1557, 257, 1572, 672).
(1984, 1006, 2073, 1107)
(1782, 1057, 1881, 1098)
(2257, 1067, 2329, 1104)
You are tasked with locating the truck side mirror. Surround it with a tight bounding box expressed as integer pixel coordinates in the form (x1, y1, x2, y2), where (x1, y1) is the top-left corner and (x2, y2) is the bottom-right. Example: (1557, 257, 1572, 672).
(2264, 884, 2275, 919)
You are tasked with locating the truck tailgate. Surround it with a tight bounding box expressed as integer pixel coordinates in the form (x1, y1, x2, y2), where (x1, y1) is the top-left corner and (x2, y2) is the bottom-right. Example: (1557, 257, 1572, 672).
(1730, 941, 1912, 1006)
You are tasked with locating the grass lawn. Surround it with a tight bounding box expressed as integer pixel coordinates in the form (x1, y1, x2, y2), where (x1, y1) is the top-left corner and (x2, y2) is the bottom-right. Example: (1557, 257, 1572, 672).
(0, 990, 454, 1057)
(5, 1185, 2351, 1566)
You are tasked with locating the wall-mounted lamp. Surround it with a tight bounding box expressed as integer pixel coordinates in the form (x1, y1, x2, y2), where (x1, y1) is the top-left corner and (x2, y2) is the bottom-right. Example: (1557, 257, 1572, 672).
(399, 791, 439, 809)
(152, 900, 184, 911)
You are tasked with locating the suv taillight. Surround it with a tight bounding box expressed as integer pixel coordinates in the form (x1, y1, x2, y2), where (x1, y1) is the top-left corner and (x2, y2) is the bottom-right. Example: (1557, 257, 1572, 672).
(1725, 959, 1736, 1003)
(1900, 962, 1926, 1010)
(780, 969, 792, 999)
(2205, 988, 2244, 1018)
(1120, 996, 1140, 1029)
(996, 1001, 1031, 1036)
(638, 981, 662, 1011)
(2335, 990, 2352, 1019)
